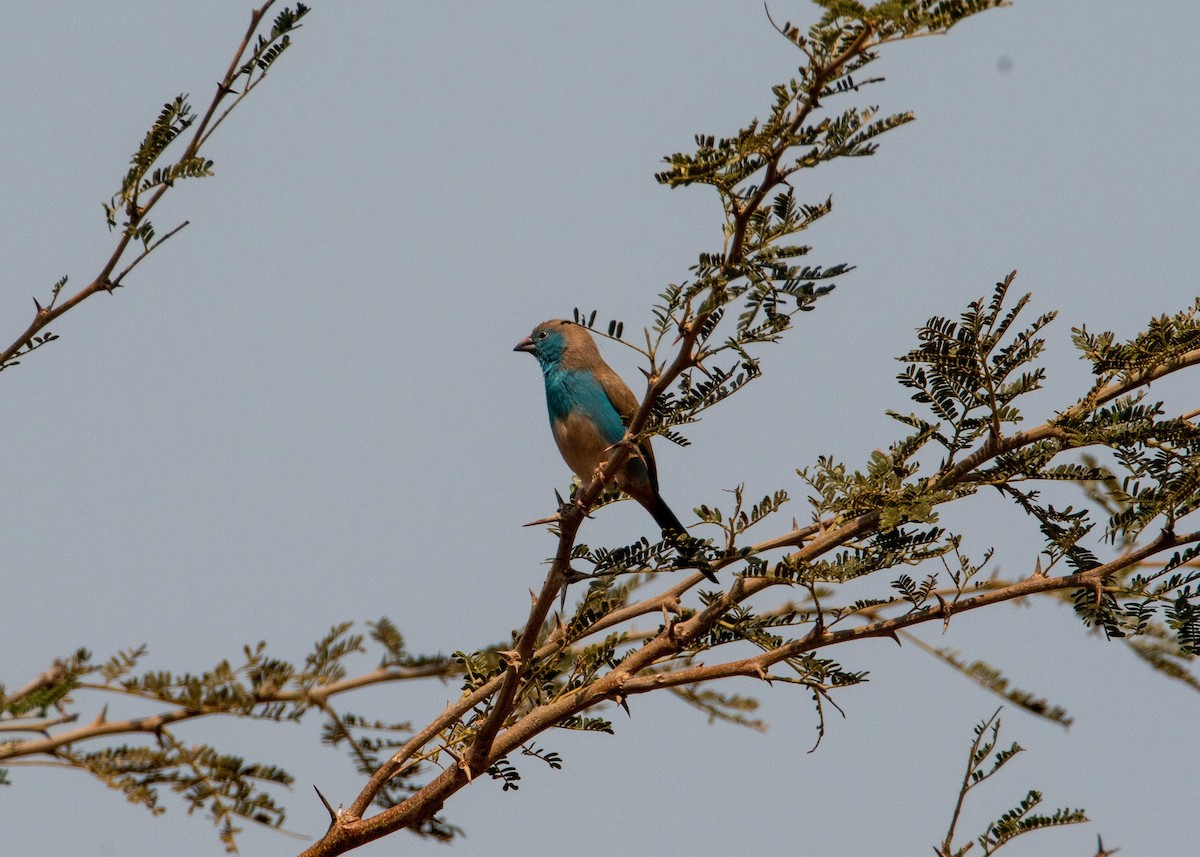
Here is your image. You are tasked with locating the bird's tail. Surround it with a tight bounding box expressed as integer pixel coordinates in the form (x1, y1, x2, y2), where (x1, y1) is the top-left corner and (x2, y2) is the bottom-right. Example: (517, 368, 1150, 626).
(640, 493, 718, 583)
(643, 492, 685, 537)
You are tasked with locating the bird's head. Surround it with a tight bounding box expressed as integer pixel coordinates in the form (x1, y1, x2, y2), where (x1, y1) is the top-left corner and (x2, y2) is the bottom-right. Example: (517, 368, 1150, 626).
(514, 319, 596, 369)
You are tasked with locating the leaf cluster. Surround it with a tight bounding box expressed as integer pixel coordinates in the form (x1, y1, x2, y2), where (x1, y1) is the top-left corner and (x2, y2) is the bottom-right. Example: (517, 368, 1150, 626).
(0, 620, 458, 849)
(936, 708, 1086, 857)
(1, 3, 310, 378)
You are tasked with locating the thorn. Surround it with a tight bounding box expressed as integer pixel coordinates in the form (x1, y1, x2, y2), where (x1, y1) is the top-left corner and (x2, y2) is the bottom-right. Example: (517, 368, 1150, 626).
(32, 297, 43, 313)
(313, 785, 338, 826)
(1032, 556, 1045, 577)
(523, 512, 561, 527)
(935, 592, 952, 633)
(91, 704, 109, 727)
(457, 756, 474, 783)
(884, 629, 902, 646)
(616, 694, 631, 717)
(1095, 834, 1120, 857)
(563, 567, 590, 585)
(497, 649, 522, 670)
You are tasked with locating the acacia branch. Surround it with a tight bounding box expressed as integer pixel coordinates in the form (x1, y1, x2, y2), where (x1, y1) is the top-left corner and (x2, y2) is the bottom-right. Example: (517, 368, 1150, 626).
(562, 341, 1200, 655)
(402, 529, 1196, 794)
(0, 1, 282, 369)
(21, 2, 1129, 851)
(317, 68, 863, 821)
(3, 663, 69, 708)
(0, 661, 455, 764)
(725, 20, 876, 266)
(108, 220, 191, 289)
(1, 707, 199, 760)
(0, 714, 78, 735)
(466, 335, 1200, 749)
(300, 12, 1185, 849)
(622, 530, 1197, 695)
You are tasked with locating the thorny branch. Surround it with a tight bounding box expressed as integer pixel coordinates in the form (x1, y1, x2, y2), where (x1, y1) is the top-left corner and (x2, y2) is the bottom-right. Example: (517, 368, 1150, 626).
(290, 9, 1200, 855)
(0, 662, 456, 764)
(0, 1, 293, 370)
(8, 2, 1196, 854)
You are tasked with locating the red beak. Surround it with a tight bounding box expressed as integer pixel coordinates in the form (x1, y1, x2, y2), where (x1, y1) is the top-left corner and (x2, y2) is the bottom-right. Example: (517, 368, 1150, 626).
(513, 336, 536, 354)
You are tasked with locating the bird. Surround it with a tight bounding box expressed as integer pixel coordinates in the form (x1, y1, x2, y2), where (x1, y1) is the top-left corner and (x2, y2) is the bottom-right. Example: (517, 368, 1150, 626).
(515, 319, 714, 580)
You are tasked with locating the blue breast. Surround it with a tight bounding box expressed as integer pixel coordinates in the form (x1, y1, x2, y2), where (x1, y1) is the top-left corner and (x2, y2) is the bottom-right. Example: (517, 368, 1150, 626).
(543, 366, 625, 446)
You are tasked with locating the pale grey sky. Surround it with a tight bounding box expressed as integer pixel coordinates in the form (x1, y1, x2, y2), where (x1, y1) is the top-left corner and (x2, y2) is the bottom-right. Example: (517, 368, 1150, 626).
(3, 3, 1198, 856)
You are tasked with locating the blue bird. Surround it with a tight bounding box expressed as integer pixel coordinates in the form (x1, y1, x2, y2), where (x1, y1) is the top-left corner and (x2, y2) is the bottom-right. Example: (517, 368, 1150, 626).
(516, 320, 714, 580)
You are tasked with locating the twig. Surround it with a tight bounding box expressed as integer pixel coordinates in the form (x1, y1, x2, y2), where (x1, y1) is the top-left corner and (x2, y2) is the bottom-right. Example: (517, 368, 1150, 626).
(0, 2, 281, 370)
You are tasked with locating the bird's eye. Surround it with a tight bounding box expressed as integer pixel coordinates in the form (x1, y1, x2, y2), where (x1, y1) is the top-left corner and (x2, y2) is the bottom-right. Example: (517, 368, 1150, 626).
(537, 331, 548, 340)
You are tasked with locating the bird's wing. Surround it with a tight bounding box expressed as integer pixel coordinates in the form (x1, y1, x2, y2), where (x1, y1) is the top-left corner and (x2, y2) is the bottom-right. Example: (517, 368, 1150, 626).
(593, 363, 660, 491)
(592, 364, 639, 424)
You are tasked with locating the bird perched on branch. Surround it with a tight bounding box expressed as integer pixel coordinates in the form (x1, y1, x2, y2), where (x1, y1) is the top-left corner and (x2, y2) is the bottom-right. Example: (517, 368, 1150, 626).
(515, 319, 714, 580)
